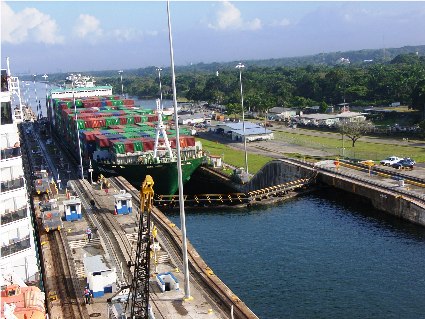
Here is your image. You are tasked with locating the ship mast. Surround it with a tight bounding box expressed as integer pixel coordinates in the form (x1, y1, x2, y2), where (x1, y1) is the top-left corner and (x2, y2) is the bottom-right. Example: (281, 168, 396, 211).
(153, 99, 173, 159)
(153, 66, 173, 159)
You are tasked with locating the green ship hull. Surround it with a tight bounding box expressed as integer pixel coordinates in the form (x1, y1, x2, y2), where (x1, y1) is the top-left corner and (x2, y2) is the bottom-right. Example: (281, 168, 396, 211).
(93, 156, 204, 195)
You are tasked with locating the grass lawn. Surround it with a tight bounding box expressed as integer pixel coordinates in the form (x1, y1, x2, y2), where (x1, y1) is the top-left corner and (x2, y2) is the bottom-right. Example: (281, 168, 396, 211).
(274, 131, 425, 162)
(198, 138, 273, 174)
(197, 129, 425, 175)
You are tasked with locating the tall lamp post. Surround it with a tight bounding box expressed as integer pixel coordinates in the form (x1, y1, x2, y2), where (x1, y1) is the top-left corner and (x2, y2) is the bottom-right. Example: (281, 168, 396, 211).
(42, 74, 48, 119)
(156, 67, 163, 104)
(236, 62, 248, 175)
(118, 70, 124, 96)
(71, 74, 84, 179)
(33, 74, 38, 112)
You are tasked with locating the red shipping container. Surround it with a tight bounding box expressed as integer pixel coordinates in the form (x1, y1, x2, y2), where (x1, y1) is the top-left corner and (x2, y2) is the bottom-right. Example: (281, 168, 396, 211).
(84, 119, 93, 129)
(147, 115, 158, 122)
(123, 99, 135, 106)
(106, 100, 113, 106)
(141, 138, 155, 151)
(124, 141, 134, 153)
(134, 116, 141, 123)
(95, 135, 109, 148)
(185, 136, 195, 147)
(91, 119, 106, 128)
(119, 117, 128, 125)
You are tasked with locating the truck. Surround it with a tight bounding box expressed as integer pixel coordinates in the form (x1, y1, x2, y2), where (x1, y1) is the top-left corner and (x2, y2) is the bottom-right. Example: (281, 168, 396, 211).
(380, 156, 401, 166)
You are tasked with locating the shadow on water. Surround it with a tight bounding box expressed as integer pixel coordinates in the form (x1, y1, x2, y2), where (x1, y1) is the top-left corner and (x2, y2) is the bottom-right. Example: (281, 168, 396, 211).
(314, 187, 425, 242)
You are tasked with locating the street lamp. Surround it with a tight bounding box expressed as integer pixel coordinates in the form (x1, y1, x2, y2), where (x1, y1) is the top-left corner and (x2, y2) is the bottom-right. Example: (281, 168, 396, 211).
(118, 70, 124, 96)
(156, 67, 163, 105)
(42, 74, 48, 119)
(236, 62, 248, 175)
(71, 74, 84, 179)
(32, 74, 38, 112)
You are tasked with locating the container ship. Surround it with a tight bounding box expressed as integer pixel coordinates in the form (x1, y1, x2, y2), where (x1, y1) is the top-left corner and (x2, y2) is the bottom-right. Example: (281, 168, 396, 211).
(47, 74, 205, 195)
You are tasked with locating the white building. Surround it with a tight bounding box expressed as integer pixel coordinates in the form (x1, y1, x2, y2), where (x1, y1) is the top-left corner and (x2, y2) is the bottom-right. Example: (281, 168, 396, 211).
(177, 113, 205, 125)
(211, 121, 274, 142)
(1, 59, 40, 283)
(295, 112, 366, 127)
(268, 107, 297, 121)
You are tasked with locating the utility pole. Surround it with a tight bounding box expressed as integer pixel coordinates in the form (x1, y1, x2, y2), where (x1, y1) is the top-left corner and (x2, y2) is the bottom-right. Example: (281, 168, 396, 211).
(236, 62, 248, 175)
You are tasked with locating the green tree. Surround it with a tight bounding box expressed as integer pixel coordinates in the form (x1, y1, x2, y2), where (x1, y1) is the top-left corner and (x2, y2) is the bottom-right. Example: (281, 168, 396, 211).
(411, 79, 425, 118)
(336, 121, 374, 147)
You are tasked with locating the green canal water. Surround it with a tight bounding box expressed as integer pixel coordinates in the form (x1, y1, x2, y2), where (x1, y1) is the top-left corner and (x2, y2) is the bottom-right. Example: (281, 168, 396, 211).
(167, 189, 425, 319)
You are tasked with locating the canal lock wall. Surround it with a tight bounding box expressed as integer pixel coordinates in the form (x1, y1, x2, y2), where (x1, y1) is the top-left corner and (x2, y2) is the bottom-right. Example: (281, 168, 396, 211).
(202, 159, 425, 226)
(319, 172, 425, 226)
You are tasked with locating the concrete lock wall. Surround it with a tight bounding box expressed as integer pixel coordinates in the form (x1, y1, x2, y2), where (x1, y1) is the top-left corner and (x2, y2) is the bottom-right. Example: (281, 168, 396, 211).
(318, 173, 425, 227)
(244, 160, 312, 192)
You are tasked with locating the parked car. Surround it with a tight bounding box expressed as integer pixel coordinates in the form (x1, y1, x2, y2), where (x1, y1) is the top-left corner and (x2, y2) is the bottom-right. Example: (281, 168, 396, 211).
(404, 157, 416, 165)
(391, 159, 414, 170)
(380, 156, 401, 166)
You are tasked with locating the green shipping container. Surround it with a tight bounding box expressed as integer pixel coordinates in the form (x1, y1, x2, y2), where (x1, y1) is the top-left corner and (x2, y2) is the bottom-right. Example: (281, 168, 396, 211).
(105, 117, 120, 126)
(77, 119, 85, 129)
(113, 142, 125, 154)
(127, 117, 135, 124)
(133, 141, 143, 151)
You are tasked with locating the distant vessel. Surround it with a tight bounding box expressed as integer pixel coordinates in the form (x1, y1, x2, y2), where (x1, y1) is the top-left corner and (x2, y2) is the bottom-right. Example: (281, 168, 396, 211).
(47, 74, 205, 194)
(1, 57, 45, 316)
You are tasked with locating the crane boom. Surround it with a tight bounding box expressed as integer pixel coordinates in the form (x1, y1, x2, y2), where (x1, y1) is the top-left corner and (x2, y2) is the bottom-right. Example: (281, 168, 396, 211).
(127, 175, 154, 318)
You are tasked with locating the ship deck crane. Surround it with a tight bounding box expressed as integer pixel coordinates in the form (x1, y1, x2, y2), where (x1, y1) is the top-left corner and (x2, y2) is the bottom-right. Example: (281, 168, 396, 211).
(126, 175, 154, 319)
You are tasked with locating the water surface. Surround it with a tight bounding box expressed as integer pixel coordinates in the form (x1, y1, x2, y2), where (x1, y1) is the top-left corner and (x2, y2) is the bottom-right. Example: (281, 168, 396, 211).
(167, 190, 425, 319)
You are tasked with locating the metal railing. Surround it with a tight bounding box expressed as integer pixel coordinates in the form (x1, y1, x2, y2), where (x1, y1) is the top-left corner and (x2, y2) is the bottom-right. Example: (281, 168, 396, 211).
(0, 236, 31, 258)
(0, 206, 27, 226)
(0, 146, 21, 160)
(0, 177, 25, 193)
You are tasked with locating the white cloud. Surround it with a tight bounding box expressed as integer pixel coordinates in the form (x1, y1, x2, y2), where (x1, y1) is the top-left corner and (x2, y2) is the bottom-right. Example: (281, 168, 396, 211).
(1, 1, 64, 44)
(271, 18, 291, 27)
(208, 1, 262, 31)
(73, 14, 103, 39)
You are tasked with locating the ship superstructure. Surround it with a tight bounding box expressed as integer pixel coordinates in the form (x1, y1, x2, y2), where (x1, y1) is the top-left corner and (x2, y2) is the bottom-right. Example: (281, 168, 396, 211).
(0, 58, 41, 285)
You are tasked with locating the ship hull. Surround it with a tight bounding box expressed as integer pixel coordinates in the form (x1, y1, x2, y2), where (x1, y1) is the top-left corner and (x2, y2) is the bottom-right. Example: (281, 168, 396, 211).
(93, 156, 204, 195)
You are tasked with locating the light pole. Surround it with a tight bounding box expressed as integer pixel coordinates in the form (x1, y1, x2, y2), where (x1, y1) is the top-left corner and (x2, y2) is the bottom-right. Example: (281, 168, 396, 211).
(42, 74, 48, 119)
(236, 62, 248, 175)
(156, 67, 163, 105)
(118, 70, 124, 96)
(71, 75, 84, 179)
(33, 74, 38, 112)
(88, 159, 94, 184)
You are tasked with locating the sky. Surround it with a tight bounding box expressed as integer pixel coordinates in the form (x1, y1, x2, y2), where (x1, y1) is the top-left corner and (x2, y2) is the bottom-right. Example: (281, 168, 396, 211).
(1, 1, 425, 74)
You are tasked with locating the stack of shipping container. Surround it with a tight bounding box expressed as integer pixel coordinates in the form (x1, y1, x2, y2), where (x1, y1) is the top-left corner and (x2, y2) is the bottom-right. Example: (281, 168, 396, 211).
(51, 95, 194, 161)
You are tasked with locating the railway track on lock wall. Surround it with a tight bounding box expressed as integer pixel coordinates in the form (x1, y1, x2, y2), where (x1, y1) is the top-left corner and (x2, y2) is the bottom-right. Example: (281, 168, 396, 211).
(73, 179, 133, 286)
(75, 178, 168, 318)
(48, 229, 88, 319)
(112, 176, 258, 319)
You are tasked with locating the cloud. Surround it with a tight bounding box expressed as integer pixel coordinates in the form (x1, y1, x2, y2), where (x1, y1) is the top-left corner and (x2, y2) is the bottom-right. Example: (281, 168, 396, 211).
(73, 14, 103, 39)
(270, 18, 291, 27)
(73, 14, 156, 43)
(1, 1, 64, 44)
(208, 1, 262, 31)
